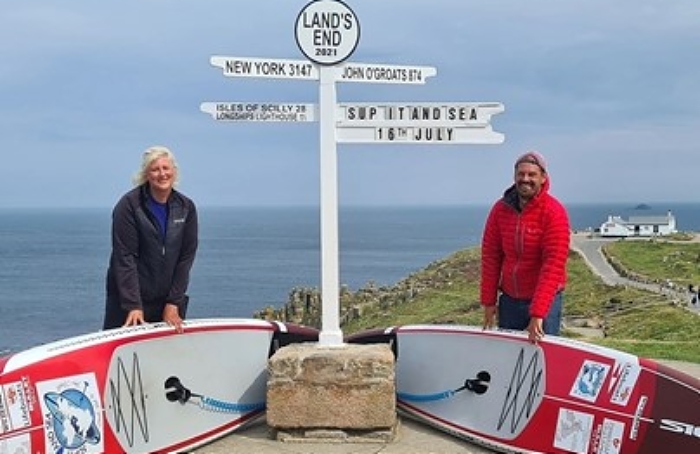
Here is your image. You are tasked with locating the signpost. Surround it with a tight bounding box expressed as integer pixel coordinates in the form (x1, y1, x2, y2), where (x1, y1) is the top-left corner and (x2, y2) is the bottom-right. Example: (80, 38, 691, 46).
(201, 0, 505, 346)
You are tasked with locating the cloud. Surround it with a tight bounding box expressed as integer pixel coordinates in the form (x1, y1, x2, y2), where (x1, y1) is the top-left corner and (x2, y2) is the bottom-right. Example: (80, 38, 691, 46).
(0, 0, 699, 207)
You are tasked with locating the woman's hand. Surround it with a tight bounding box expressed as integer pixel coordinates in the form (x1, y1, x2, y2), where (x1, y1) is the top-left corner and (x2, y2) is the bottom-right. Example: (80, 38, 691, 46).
(163, 303, 184, 333)
(123, 309, 146, 327)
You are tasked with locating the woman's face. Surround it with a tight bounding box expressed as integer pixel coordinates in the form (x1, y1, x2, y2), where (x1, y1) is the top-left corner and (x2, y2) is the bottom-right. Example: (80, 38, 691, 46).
(147, 156, 176, 194)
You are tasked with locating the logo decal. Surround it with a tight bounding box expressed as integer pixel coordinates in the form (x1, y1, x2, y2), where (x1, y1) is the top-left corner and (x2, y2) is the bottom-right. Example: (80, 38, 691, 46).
(609, 362, 640, 406)
(660, 419, 700, 438)
(598, 418, 625, 454)
(37, 373, 104, 453)
(570, 360, 609, 402)
(554, 408, 594, 453)
(0, 381, 32, 433)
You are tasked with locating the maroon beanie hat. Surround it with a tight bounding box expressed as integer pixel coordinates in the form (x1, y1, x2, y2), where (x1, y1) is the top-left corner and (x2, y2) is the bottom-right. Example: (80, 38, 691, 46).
(514, 151, 547, 173)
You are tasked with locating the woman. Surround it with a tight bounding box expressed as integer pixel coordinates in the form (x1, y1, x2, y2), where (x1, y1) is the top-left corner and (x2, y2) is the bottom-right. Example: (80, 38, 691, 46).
(103, 145, 198, 333)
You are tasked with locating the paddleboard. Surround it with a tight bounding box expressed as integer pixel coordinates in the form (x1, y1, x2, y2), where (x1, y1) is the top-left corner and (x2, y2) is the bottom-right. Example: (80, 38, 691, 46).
(348, 325, 700, 454)
(0, 318, 318, 453)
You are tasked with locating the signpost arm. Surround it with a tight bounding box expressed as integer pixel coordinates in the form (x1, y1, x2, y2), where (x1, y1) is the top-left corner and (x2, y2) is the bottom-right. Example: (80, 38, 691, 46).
(318, 66, 343, 346)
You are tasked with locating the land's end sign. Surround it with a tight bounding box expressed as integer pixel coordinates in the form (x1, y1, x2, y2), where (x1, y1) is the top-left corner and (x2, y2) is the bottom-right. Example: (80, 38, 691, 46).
(295, 0, 360, 66)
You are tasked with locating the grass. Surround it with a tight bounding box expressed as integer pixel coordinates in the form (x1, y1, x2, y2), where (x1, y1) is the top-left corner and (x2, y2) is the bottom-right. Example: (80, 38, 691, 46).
(341, 244, 700, 363)
(604, 238, 700, 288)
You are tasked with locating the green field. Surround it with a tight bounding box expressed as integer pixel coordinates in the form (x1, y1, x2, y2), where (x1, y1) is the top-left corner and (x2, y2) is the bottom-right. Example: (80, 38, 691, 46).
(340, 240, 700, 363)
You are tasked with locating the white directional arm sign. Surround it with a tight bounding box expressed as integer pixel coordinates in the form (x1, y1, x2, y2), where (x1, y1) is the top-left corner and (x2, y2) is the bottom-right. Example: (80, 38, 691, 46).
(335, 62, 436, 84)
(209, 56, 436, 85)
(201, 102, 317, 122)
(336, 102, 503, 126)
(336, 125, 504, 144)
(335, 102, 504, 144)
(210, 56, 320, 80)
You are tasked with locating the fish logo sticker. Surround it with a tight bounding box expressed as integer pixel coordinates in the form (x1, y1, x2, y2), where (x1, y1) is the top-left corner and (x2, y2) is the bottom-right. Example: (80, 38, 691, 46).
(36, 373, 104, 454)
(44, 389, 101, 449)
(570, 360, 610, 403)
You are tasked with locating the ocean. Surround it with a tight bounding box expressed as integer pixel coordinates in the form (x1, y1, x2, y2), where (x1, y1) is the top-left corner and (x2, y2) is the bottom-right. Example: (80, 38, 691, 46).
(1, 202, 698, 354)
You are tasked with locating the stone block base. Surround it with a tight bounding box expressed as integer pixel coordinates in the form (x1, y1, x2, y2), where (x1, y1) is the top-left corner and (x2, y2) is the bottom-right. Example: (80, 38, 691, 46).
(273, 421, 399, 443)
(267, 343, 396, 442)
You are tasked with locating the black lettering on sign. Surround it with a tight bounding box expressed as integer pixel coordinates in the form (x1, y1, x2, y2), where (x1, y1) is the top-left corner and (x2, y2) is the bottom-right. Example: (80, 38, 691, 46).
(413, 127, 455, 141)
(313, 29, 341, 46)
(446, 107, 479, 122)
(376, 127, 408, 141)
(302, 12, 354, 30)
(253, 61, 287, 76)
(341, 66, 364, 80)
(346, 106, 378, 121)
(289, 63, 313, 77)
(215, 103, 244, 112)
(225, 59, 252, 75)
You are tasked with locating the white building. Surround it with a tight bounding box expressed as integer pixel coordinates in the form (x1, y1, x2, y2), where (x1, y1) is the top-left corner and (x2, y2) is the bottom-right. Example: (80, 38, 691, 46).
(599, 210, 677, 237)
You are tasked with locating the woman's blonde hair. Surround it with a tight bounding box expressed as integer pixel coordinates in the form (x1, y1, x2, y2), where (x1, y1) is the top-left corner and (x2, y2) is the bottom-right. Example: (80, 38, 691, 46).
(132, 145, 180, 187)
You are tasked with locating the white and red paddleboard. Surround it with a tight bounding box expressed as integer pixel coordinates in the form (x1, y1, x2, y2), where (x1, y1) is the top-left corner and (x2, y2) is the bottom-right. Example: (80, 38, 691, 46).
(348, 325, 700, 454)
(0, 318, 318, 453)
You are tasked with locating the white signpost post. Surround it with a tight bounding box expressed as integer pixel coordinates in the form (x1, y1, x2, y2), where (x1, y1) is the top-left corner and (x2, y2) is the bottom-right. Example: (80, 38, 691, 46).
(201, 0, 504, 346)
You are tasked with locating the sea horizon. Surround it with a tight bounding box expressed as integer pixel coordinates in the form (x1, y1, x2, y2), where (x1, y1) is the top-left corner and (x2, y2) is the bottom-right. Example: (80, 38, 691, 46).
(2, 202, 699, 354)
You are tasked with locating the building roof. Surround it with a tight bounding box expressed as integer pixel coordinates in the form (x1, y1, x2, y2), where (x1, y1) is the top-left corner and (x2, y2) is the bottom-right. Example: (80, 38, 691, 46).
(626, 214, 674, 225)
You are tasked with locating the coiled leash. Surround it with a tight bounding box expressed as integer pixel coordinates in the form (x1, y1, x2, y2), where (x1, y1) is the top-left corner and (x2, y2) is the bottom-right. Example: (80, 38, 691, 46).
(397, 371, 491, 402)
(164, 376, 265, 413)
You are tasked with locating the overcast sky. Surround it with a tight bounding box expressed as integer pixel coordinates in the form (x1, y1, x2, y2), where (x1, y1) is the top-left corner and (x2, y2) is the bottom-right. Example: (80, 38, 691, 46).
(1, 0, 698, 208)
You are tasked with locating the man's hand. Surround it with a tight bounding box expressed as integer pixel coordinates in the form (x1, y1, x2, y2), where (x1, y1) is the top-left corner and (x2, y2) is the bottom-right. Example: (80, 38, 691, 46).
(527, 317, 544, 343)
(163, 303, 184, 333)
(482, 305, 497, 330)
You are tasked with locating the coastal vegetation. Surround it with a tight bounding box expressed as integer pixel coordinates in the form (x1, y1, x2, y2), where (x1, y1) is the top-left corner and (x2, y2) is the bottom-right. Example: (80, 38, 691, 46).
(260, 238, 700, 363)
(604, 236, 700, 288)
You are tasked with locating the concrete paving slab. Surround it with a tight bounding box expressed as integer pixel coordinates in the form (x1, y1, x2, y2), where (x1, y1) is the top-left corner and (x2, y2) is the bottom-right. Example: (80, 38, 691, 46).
(192, 417, 487, 454)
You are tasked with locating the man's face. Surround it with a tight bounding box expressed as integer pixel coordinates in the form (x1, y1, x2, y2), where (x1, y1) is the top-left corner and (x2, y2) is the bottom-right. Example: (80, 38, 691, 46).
(514, 162, 546, 202)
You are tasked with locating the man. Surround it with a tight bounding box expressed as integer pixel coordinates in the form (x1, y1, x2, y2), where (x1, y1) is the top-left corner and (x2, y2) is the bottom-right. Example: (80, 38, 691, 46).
(480, 151, 570, 342)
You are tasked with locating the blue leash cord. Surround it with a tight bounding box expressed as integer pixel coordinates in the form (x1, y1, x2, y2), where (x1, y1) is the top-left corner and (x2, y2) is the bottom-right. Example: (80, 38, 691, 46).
(397, 390, 457, 402)
(196, 395, 266, 413)
(165, 376, 266, 414)
(397, 372, 491, 402)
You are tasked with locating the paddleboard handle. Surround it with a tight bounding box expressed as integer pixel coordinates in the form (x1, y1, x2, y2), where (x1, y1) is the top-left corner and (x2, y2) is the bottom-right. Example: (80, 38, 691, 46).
(165, 376, 192, 404)
(458, 371, 491, 395)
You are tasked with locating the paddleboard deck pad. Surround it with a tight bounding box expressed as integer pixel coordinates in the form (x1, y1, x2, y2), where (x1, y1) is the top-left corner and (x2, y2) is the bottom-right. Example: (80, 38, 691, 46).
(0, 318, 318, 453)
(348, 325, 700, 454)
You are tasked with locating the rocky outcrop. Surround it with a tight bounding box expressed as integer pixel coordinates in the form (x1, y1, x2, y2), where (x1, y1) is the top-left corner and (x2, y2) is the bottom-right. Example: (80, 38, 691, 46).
(253, 249, 481, 329)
